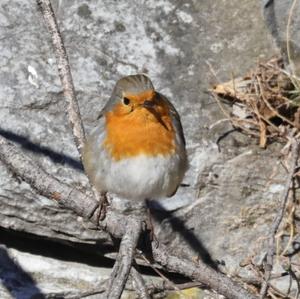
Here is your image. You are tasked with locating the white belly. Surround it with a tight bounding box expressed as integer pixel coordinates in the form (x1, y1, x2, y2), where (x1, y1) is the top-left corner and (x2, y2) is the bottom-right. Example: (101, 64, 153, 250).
(99, 153, 184, 200)
(83, 123, 187, 200)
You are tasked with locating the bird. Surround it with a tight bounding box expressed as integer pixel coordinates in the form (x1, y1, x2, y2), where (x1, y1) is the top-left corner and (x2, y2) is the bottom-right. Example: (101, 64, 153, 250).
(82, 74, 187, 202)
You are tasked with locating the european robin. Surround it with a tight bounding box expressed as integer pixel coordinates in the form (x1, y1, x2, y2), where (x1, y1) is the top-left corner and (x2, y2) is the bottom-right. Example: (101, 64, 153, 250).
(82, 74, 187, 201)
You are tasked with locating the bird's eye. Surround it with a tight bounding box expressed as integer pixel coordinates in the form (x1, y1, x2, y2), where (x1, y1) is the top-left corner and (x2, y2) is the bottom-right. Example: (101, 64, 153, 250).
(123, 97, 130, 105)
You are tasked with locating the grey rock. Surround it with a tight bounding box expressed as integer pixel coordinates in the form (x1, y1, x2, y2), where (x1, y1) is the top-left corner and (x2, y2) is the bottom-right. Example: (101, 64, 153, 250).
(0, 244, 110, 299)
(262, 0, 300, 73)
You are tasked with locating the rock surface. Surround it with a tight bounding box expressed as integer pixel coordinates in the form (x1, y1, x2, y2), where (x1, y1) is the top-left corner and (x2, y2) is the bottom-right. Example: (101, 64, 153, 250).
(1, 0, 299, 298)
(262, 0, 300, 72)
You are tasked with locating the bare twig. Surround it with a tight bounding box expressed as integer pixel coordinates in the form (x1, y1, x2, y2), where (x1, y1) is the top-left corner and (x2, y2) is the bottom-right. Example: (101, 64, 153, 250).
(105, 218, 143, 299)
(286, 0, 299, 83)
(137, 250, 182, 293)
(44, 282, 107, 298)
(286, 264, 300, 299)
(130, 266, 151, 299)
(0, 135, 129, 241)
(280, 205, 296, 257)
(44, 272, 213, 299)
(152, 242, 258, 299)
(259, 138, 299, 298)
(0, 136, 98, 220)
(37, 0, 86, 152)
(136, 252, 206, 296)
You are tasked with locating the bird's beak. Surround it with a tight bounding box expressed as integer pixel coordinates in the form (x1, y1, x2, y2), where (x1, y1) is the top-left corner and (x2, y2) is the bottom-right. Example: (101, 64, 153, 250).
(142, 100, 155, 109)
(141, 99, 168, 130)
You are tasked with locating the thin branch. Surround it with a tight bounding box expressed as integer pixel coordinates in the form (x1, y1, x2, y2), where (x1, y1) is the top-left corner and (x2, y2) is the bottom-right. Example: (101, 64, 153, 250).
(45, 274, 202, 299)
(36, 0, 86, 152)
(36, 0, 114, 224)
(130, 266, 151, 299)
(105, 218, 143, 299)
(0, 136, 124, 237)
(286, 0, 299, 81)
(44, 281, 107, 299)
(259, 138, 299, 298)
(282, 262, 300, 299)
(152, 242, 258, 299)
(45, 273, 151, 299)
(0, 136, 94, 217)
(137, 250, 181, 292)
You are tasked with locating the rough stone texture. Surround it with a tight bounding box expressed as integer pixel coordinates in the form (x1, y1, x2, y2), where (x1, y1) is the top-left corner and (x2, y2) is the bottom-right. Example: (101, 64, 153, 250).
(0, 244, 109, 299)
(262, 0, 300, 72)
(1, 0, 298, 298)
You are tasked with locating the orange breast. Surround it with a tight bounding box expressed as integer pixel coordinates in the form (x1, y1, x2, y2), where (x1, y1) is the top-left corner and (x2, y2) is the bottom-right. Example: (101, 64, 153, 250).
(103, 105, 175, 161)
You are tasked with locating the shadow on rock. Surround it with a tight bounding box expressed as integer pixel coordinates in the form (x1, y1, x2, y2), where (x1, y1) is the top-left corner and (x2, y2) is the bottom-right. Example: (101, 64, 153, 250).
(0, 245, 45, 299)
(0, 128, 83, 172)
(148, 201, 219, 270)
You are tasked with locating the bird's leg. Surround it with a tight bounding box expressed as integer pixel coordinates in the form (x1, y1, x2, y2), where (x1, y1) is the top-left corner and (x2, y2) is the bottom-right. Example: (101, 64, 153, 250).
(91, 187, 109, 224)
(145, 199, 159, 248)
(98, 191, 109, 221)
(83, 190, 109, 230)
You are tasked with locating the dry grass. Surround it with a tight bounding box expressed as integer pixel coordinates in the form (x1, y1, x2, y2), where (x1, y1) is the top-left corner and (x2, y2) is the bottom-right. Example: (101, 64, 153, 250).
(212, 57, 300, 148)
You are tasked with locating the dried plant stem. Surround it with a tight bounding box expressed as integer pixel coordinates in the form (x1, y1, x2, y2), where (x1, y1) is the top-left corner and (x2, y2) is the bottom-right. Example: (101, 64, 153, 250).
(286, 0, 299, 83)
(212, 92, 261, 137)
(256, 76, 295, 127)
(259, 138, 299, 298)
